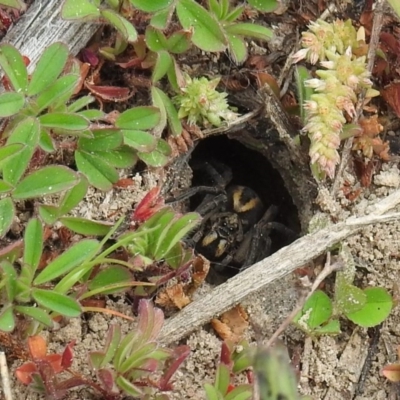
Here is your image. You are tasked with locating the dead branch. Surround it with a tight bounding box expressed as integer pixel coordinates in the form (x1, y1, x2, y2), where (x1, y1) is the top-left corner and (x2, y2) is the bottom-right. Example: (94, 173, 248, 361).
(1, 1, 98, 73)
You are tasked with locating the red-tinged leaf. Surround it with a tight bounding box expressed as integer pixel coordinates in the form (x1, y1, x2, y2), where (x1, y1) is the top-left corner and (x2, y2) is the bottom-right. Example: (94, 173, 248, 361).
(227, 383, 236, 393)
(84, 82, 134, 102)
(0, 239, 23, 262)
(380, 32, 400, 55)
(15, 362, 37, 385)
(220, 341, 232, 366)
(98, 368, 115, 391)
(138, 299, 164, 341)
(28, 335, 47, 359)
(61, 341, 76, 369)
(132, 186, 164, 223)
(55, 376, 87, 391)
(80, 48, 100, 66)
(45, 353, 64, 373)
(382, 83, 400, 118)
(382, 363, 400, 382)
(158, 345, 190, 390)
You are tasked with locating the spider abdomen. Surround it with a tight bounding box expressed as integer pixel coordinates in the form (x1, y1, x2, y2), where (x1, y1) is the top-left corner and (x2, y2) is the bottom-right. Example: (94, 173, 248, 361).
(227, 185, 264, 231)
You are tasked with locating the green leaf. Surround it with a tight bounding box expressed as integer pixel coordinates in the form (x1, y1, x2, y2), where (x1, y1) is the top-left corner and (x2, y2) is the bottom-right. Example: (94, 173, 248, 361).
(13, 166, 79, 199)
(95, 147, 138, 168)
(167, 30, 192, 54)
(116, 376, 143, 397)
(0, 44, 28, 92)
(246, 0, 278, 12)
(176, 0, 227, 52)
(226, 33, 247, 64)
(0, 180, 13, 194)
(151, 87, 167, 136)
(78, 109, 105, 120)
(116, 107, 161, 130)
(39, 112, 90, 131)
(225, 23, 273, 41)
(0, 92, 25, 117)
(145, 27, 168, 52)
(60, 217, 113, 236)
(346, 287, 393, 328)
(150, 7, 173, 29)
(0, 143, 25, 167)
(388, 0, 400, 19)
(2, 117, 40, 186)
(67, 95, 96, 113)
(224, 5, 245, 23)
(138, 138, 171, 167)
(0, 0, 26, 10)
(215, 364, 230, 394)
(225, 385, 252, 400)
(32, 289, 82, 317)
(38, 205, 60, 225)
(23, 218, 43, 272)
(253, 346, 299, 400)
(75, 150, 119, 191)
(101, 9, 137, 43)
(36, 74, 79, 112)
(295, 66, 313, 123)
(0, 305, 15, 332)
(28, 42, 69, 97)
(293, 290, 332, 330)
(58, 175, 89, 216)
(152, 51, 172, 83)
(153, 87, 182, 136)
(335, 281, 366, 315)
(34, 239, 99, 285)
(313, 319, 341, 335)
(15, 306, 53, 327)
(123, 130, 157, 152)
(78, 129, 123, 152)
(39, 129, 55, 152)
(204, 384, 220, 400)
(129, 0, 173, 13)
(0, 198, 15, 238)
(1, 261, 17, 302)
(61, 0, 101, 20)
(154, 212, 200, 259)
(88, 265, 133, 294)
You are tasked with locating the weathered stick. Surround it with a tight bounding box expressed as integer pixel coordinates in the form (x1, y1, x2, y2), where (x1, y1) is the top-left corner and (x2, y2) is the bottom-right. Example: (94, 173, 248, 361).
(159, 190, 400, 344)
(0, 352, 12, 400)
(1, 1, 98, 69)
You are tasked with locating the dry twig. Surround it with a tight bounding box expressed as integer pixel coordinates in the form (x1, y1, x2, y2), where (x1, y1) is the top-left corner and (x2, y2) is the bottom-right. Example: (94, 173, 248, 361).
(0, 352, 12, 400)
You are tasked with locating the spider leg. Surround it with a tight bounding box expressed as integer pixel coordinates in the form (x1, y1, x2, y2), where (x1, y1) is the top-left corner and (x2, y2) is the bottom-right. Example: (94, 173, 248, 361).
(240, 205, 279, 270)
(165, 186, 224, 204)
(191, 160, 233, 188)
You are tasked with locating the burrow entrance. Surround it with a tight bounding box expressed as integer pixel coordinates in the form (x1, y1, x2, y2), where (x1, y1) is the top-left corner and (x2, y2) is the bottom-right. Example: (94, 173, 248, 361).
(187, 134, 301, 276)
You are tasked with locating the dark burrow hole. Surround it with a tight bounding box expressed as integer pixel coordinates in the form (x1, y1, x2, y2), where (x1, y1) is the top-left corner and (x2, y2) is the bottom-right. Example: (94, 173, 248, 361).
(187, 135, 301, 280)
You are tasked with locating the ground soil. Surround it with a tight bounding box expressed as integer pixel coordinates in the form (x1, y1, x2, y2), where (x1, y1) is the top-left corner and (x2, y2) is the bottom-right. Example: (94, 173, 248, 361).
(4, 1, 400, 399)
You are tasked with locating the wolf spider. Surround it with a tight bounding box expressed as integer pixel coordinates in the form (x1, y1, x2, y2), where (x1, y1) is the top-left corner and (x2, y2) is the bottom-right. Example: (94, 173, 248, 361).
(167, 161, 297, 272)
